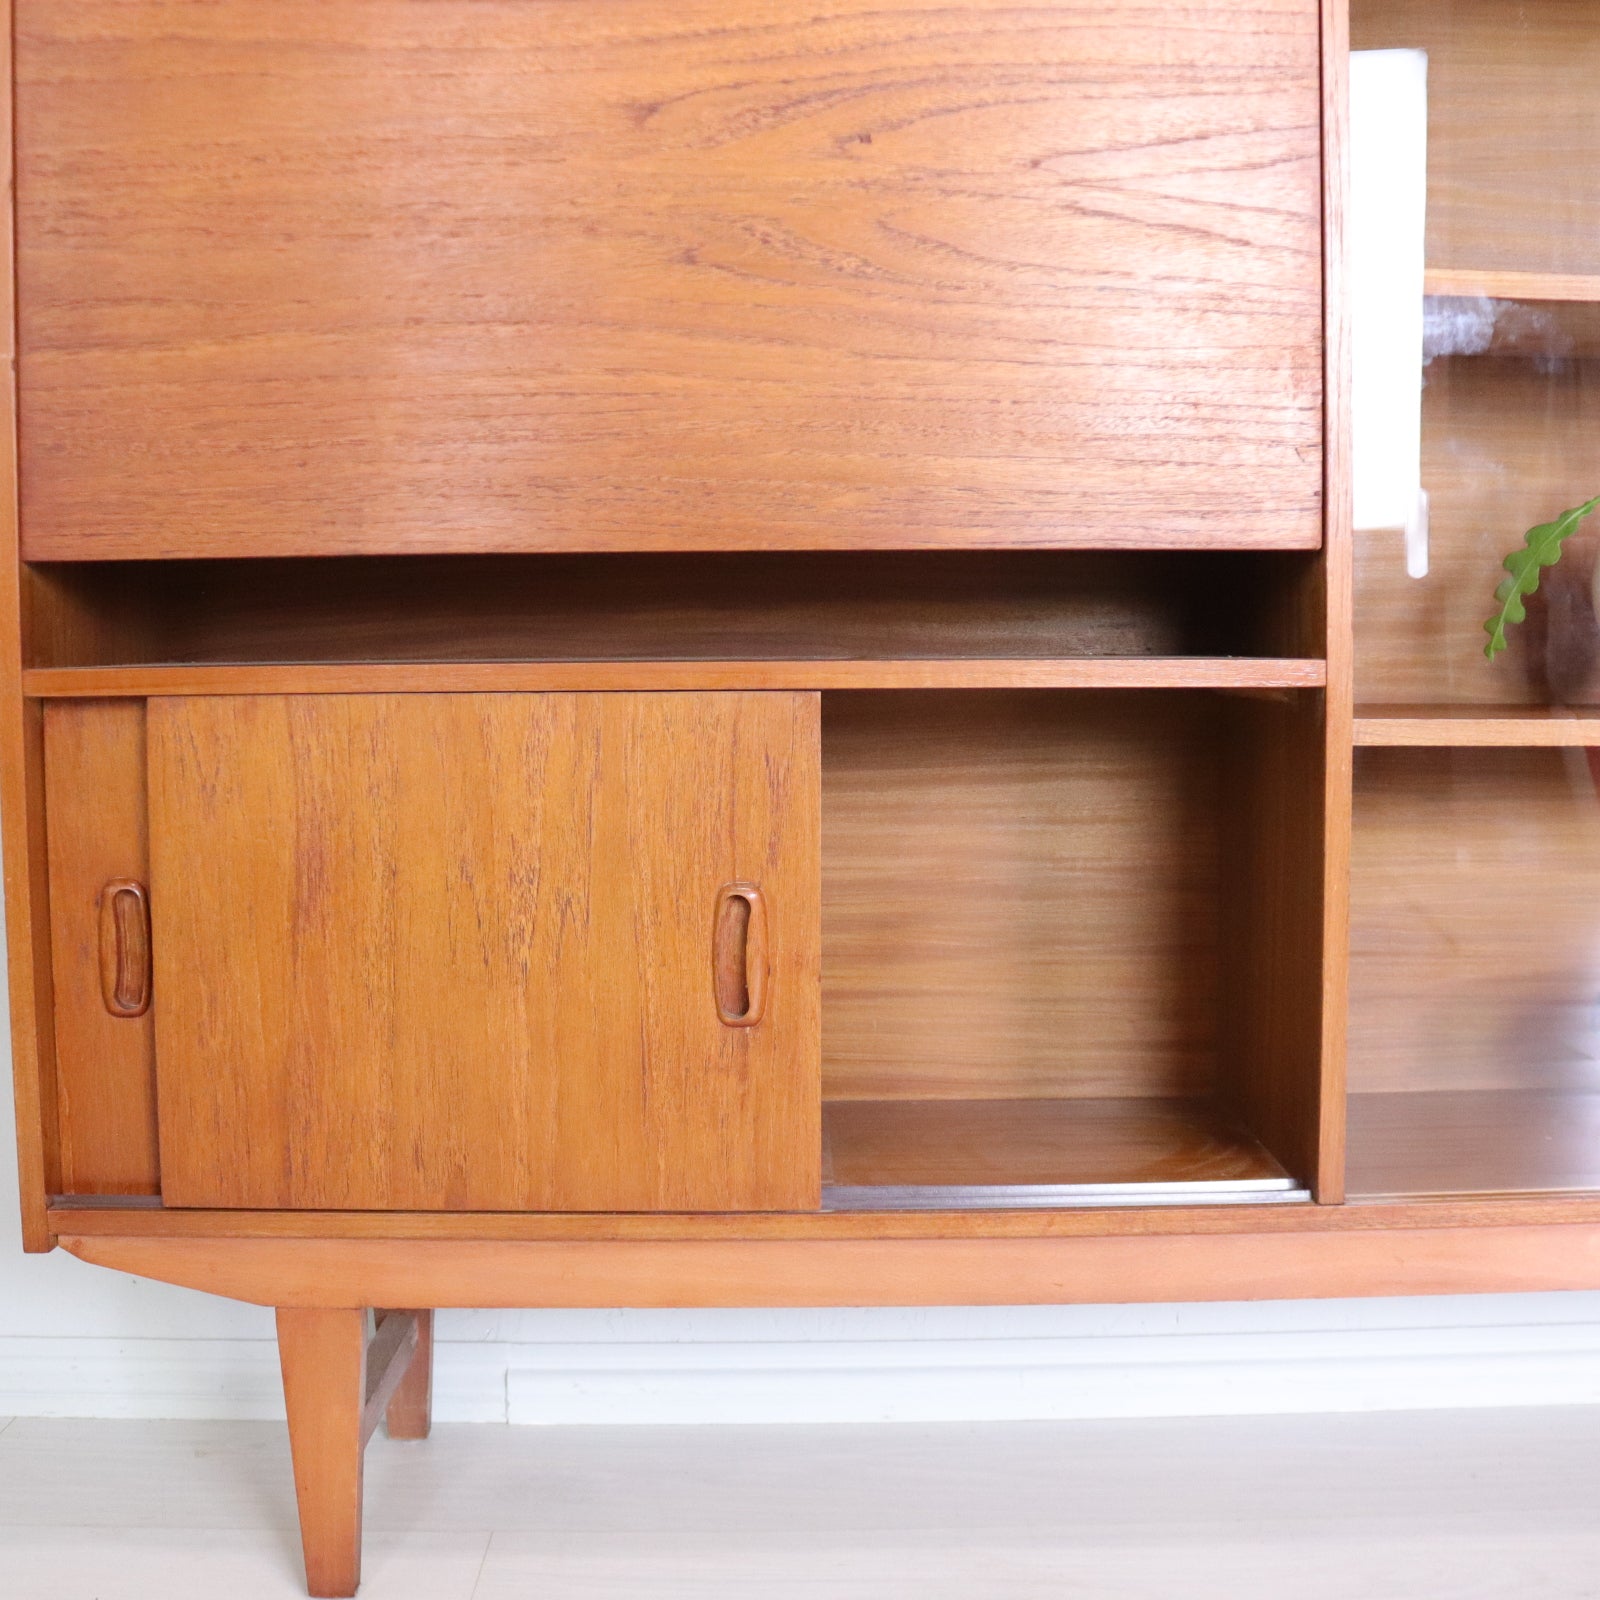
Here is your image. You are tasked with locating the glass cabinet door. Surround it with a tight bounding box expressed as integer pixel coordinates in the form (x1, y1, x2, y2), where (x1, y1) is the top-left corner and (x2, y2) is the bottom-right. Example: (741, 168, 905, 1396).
(1350, 0, 1600, 1197)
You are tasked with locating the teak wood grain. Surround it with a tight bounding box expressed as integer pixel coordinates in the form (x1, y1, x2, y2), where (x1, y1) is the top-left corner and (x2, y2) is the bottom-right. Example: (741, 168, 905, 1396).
(42, 700, 158, 1195)
(148, 692, 822, 1212)
(16, 0, 1324, 558)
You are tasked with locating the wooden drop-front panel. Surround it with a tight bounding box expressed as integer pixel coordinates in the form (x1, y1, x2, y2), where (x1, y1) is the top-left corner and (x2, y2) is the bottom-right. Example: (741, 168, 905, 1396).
(15, 0, 1324, 559)
(147, 693, 821, 1212)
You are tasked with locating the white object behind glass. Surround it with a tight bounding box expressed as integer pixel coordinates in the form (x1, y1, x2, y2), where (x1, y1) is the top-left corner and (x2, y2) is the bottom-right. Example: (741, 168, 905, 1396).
(1349, 48, 1429, 578)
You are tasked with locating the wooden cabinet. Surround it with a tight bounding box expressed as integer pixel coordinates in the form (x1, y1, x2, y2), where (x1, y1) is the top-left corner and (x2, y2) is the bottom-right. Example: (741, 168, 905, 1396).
(12, 0, 1600, 1595)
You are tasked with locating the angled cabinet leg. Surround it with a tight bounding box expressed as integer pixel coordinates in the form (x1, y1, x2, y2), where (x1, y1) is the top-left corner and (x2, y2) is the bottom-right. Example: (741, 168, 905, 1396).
(276, 1307, 368, 1599)
(378, 1309, 434, 1439)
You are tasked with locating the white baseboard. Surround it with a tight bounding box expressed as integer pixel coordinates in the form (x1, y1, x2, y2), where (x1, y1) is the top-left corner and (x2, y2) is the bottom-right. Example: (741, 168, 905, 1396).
(4, 1320, 1600, 1424)
(0, 1337, 509, 1422)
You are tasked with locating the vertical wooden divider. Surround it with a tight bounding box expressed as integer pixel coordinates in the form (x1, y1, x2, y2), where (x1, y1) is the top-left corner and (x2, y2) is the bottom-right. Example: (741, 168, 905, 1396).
(1214, 0, 1351, 1198)
(1318, 0, 1355, 1202)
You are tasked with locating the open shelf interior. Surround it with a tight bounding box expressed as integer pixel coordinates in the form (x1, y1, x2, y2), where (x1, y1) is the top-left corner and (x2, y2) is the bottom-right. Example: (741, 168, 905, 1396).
(822, 1098, 1300, 1210)
(818, 690, 1322, 1208)
(1349, 746, 1600, 1200)
(25, 550, 1322, 672)
(45, 685, 1328, 1211)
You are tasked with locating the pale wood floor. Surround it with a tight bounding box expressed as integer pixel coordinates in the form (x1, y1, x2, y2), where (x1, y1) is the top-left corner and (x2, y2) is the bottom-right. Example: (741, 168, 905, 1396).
(1, 1408, 1598, 1597)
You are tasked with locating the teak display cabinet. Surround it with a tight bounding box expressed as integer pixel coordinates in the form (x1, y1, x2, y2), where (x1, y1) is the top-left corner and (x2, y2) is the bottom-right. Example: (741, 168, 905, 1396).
(5, 1, 1599, 1595)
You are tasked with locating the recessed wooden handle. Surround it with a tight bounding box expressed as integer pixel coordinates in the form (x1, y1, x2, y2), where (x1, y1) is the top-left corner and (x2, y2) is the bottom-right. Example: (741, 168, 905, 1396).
(98, 879, 151, 1018)
(713, 882, 768, 1027)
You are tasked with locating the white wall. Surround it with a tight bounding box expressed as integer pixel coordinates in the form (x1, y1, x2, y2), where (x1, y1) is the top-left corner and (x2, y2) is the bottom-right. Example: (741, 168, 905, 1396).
(7, 983, 1600, 1424)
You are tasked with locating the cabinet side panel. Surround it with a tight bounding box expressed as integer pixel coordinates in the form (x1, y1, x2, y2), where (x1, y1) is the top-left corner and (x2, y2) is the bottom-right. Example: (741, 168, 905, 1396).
(0, 0, 59, 1249)
(43, 699, 157, 1194)
(17, 0, 1323, 558)
(149, 692, 820, 1211)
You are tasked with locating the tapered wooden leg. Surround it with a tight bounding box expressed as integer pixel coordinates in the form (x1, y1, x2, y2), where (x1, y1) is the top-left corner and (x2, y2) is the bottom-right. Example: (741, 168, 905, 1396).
(276, 1307, 367, 1599)
(379, 1309, 433, 1439)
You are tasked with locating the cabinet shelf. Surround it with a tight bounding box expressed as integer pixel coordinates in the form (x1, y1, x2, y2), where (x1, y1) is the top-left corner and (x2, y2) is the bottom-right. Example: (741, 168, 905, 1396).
(1424, 268, 1600, 303)
(1354, 706, 1600, 746)
(23, 658, 1327, 699)
(821, 1098, 1305, 1211)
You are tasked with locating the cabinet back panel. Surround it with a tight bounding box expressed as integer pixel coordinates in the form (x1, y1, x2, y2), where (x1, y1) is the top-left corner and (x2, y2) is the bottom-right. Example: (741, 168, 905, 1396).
(42, 699, 159, 1195)
(24, 551, 1317, 670)
(1351, 746, 1600, 1096)
(17, 0, 1323, 559)
(822, 692, 1222, 1101)
(1352, 0, 1600, 280)
(148, 692, 822, 1211)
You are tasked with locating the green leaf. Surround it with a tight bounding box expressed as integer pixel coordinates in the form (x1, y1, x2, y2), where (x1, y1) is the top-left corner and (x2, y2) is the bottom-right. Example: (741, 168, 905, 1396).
(1483, 494, 1600, 661)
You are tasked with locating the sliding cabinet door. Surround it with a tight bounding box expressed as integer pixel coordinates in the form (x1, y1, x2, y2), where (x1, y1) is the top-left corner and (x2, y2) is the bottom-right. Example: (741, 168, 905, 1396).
(148, 692, 820, 1211)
